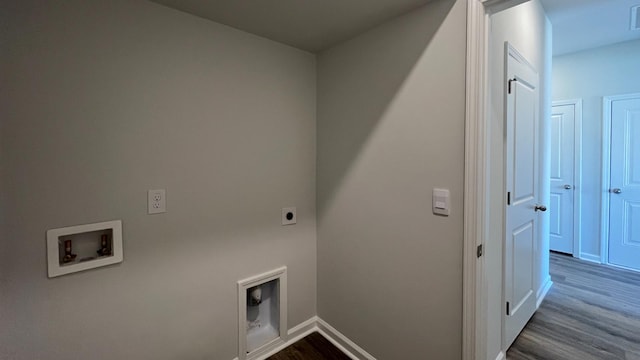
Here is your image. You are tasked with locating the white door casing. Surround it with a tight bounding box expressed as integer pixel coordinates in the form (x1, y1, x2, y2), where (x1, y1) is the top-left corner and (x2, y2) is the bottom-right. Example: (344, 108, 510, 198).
(503, 43, 540, 350)
(604, 94, 640, 271)
(463, 1, 536, 359)
(549, 101, 580, 255)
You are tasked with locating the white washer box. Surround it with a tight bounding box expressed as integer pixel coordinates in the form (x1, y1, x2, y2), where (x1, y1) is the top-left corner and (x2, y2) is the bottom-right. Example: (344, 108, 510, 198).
(238, 267, 287, 360)
(46, 220, 123, 278)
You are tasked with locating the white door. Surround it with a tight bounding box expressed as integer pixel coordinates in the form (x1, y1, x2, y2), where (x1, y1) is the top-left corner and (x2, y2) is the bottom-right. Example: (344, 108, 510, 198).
(608, 96, 640, 271)
(503, 45, 542, 349)
(549, 103, 575, 254)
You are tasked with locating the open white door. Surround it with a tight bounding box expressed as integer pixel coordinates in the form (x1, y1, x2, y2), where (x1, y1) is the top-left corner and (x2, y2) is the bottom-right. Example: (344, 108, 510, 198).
(549, 103, 576, 254)
(608, 95, 640, 271)
(503, 44, 541, 349)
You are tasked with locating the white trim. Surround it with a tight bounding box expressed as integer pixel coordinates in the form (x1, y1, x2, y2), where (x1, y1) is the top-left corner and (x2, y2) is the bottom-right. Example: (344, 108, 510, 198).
(464, 1, 531, 359)
(482, 0, 529, 14)
(314, 329, 358, 360)
(601, 93, 640, 265)
(230, 317, 375, 360)
(256, 317, 317, 360)
(579, 253, 602, 264)
(463, 1, 488, 359)
(551, 99, 583, 257)
(231, 317, 317, 360)
(316, 318, 377, 360)
(574, 100, 583, 258)
(495, 351, 506, 360)
(535, 276, 553, 309)
(286, 316, 318, 336)
(506, 42, 538, 74)
(605, 261, 640, 274)
(601, 95, 611, 264)
(549, 99, 579, 106)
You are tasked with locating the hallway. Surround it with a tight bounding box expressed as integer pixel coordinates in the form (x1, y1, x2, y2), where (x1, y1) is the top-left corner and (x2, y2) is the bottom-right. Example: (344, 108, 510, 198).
(508, 252, 640, 360)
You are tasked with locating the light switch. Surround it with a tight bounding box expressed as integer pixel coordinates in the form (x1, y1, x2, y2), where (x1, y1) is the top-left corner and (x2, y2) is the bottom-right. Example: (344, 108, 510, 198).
(433, 188, 450, 216)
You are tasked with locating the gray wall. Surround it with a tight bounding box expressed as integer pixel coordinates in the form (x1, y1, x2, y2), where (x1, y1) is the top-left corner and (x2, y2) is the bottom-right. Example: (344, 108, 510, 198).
(0, 1, 317, 359)
(316, 0, 466, 358)
(552, 39, 640, 261)
(487, 1, 551, 357)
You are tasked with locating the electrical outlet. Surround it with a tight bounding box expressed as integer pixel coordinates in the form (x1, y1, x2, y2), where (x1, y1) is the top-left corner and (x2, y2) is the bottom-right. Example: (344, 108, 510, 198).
(148, 189, 166, 214)
(282, 207, 296, 225)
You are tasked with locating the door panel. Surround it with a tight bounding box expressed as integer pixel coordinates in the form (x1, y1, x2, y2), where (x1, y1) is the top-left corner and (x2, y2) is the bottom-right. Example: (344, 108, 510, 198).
(549, 104, 575, 254)
(623, 202, 640, 246)
(549, 194, 561, 236)
(609, 98, 640, 270)
(628, 112, 640, 184)
(511, 221, 534, 309)
(512, 83, 536, 204)
(504, 44, 539, 349)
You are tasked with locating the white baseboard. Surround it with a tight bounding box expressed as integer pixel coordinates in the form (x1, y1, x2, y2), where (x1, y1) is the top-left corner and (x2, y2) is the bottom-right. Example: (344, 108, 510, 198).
(579, 253, 602, 264)
(232, 317, 317, 360)
(287, 316, 319, 338)
(232, 316, 375, 360)
(316, 317, 376, 360)
(536, 276, 553, 309)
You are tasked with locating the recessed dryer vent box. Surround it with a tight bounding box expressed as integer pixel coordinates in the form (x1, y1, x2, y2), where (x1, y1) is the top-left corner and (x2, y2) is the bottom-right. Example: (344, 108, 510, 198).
(46, 220, 123, 278)
(237, 266, 287, 360)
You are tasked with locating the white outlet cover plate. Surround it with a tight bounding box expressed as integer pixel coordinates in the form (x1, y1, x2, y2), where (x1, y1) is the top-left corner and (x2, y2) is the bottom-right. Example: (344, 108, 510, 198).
(281, 207, 296, 225)
(148, 189, 166, 214)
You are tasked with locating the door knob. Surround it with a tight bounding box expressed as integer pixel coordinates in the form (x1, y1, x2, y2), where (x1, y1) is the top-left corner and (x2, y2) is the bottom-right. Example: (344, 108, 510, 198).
(611, 188, 622, 194)
(534, 205, 547, 212)
(564, 184, 573, 190)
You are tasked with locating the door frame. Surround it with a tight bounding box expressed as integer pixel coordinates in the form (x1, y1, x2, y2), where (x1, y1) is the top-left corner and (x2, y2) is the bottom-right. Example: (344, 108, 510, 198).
(463, 0, 529, 359)
(551, 99, 583, 258)
(600, 93, 640, 265)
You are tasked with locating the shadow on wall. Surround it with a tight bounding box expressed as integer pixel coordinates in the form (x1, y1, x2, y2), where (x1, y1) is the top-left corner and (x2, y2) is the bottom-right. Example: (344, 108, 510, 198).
(316, 0, 457, 218)
(315, 0, 464, 357)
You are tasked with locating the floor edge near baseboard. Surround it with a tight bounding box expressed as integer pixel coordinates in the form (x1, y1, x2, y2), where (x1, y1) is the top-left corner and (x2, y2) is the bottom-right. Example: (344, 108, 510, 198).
(536, 276, 553, 309)
(315, 317, 376, 360)
(231, 317, 318, 360)
(233, 316, 375, 360)
(579, 253, 602, 264)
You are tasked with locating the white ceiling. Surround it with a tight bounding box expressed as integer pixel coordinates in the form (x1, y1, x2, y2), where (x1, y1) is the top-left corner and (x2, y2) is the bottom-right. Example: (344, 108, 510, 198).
(149, 0, 433, 53)
(540, 0, 640, 55)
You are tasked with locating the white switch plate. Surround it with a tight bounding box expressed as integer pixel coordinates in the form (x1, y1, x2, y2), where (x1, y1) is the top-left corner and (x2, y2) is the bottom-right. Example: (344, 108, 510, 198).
(148, 189, 166, 214)
(433, 188, 450, 216)
(282, 207, 296, 225)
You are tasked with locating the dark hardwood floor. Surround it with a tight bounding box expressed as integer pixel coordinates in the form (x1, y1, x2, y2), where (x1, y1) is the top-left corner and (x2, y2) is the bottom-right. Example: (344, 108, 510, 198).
(508, 252, 640, 360)
(267, 332, 351, 360)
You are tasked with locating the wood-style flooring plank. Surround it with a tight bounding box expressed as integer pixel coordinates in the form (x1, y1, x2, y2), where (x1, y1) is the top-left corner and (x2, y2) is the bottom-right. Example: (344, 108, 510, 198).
(266, 332, 351, 360)
(507, 252, 640, 360)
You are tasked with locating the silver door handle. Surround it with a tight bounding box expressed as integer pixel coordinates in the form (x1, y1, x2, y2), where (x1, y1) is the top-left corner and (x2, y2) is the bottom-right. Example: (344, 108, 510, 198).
(611, 188, 622, 194)
(534, 205, 547, 212)
(564, 184, 573, 190)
